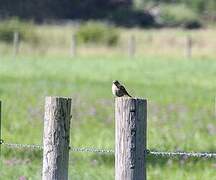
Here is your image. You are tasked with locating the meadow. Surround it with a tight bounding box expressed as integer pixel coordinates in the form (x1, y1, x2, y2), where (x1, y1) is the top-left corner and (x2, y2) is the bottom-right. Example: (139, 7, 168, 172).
(0, 25, 216, 179)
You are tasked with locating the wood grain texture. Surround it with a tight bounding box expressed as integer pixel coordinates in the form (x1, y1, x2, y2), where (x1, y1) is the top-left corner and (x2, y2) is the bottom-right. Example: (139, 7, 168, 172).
(115, 97, 147, 180)
(42, 96, 72, 180)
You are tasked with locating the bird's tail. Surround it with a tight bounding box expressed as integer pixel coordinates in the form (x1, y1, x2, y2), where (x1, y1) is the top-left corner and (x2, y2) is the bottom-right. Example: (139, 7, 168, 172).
(125, 93, 132, 97)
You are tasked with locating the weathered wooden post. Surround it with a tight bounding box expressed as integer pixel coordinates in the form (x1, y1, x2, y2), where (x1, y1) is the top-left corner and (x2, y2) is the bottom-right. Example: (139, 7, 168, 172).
(71, 33, 76, 57)
(13, 32, 19, 57)
(185, 35, 192, 58)
(128, 35, 136, 58)
(42, 96, 72, 180)
(115, 97, 147, 180)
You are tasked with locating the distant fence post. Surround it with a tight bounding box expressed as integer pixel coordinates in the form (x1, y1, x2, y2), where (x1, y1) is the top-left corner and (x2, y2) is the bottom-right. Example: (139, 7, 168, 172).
(128, 35, 136, 58)
(185, 35, 192, 58)
(115, 97, 147, 180)
(71, 33, 77, 57)
(42, 96, 72, 180)
(13, 32, 19, 58)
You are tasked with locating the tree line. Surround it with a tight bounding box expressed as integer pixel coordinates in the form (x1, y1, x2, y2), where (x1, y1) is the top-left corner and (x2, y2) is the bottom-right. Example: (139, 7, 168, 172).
(0, 0, 132, 21)
(0, 0, 215, 24)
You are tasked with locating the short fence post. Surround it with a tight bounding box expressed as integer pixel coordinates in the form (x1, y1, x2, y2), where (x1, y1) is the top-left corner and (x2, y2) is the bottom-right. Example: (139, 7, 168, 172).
(13, 32, 19, 58)
(71, 33, 76, 57)
(115, 97, 147, 180)
(42, 96, 72, 180)
(128, 35, 136, 58)
(185, 35, 192, 58)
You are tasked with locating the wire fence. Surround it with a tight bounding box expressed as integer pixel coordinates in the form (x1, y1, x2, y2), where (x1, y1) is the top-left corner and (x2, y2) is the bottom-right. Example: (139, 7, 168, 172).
(1, 99, 216, 172)
(1, 140, 216, 159)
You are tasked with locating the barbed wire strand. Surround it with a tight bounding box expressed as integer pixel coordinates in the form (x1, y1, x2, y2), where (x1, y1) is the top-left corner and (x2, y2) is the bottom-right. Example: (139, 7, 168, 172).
(1, 141, 43, 150)
(1, 141, 216, 158)
(70, 147, 114, 154)
(149, 151, 216, 158)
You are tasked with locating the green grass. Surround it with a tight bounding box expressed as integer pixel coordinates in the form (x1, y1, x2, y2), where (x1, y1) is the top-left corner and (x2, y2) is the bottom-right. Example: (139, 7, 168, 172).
(0, 55, 216, 179)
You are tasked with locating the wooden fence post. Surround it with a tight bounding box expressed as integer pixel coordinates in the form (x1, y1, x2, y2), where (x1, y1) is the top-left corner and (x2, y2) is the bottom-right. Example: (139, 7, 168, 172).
(71, 33, 76, 57)
(13, 32, 19, 57)
(42, 96, 72, 180)
(128, 35, 136, 58)
(185, 35, 192, 58)
(115, 97, 147, 180)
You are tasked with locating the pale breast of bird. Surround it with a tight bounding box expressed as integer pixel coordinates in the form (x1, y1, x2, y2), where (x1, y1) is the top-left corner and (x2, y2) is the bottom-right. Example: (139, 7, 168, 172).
(112, 83, 123, 97)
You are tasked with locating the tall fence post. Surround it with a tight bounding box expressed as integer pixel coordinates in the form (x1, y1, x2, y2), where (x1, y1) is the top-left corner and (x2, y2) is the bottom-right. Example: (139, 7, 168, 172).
(185, 35, 192, 58)
(42, 96, 72, 180)
(128, 35, 136, 58)
(13, 32, 19, 58)
(115, 97, 147, 180)
(71, 33, 77, 57)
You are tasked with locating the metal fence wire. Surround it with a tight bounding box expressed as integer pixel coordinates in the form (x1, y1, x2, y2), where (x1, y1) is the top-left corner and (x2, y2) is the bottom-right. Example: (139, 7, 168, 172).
(1, 140, 216, 159)
(0, 100, 216, 160)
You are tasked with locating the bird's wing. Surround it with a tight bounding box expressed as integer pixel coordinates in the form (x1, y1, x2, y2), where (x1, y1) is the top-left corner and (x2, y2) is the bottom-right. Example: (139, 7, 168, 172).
(119, 85, 132, 97)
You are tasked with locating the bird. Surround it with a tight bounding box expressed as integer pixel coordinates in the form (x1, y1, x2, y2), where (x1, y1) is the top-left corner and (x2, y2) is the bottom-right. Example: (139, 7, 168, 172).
(112, 80, 132, 97)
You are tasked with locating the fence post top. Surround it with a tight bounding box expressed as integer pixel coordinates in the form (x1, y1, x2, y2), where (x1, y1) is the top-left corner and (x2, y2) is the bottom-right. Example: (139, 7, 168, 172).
(45, 96, 72, 100)
(115, 97, 147, 101)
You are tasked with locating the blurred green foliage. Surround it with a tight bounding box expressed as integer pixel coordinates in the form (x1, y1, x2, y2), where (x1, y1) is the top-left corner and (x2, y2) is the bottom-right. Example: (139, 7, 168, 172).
(0, 18, 39, 44)
(137, 0, 216, 14)
(76, 22, 119, 46)
(159, 4, 201, 27)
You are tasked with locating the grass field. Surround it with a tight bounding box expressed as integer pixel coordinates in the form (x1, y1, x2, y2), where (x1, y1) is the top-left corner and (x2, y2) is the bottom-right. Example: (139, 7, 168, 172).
(0, 54, 215, 179)
(0, 24, 216, 179)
